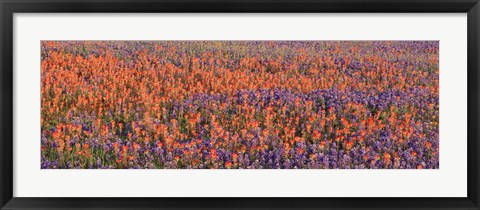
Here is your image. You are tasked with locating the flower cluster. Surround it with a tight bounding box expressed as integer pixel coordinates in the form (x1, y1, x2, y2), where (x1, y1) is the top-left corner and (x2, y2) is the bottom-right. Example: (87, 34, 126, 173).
(41, 41, 439, 169)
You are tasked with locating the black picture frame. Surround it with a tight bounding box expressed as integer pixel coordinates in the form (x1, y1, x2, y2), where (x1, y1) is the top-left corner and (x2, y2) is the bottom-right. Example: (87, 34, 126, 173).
(1, 0, 479, 209)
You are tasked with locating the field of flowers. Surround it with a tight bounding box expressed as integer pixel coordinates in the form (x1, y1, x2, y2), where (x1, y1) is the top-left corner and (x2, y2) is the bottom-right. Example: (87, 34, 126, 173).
(41, 41, 439, 169)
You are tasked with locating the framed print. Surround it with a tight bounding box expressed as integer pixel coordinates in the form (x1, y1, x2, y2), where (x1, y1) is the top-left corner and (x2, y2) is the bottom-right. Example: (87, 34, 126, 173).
(1, 0, 479, 209)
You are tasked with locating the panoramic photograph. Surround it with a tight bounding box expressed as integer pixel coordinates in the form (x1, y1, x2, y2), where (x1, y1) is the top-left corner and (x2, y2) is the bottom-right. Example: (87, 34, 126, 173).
(40, 41, 439, 169)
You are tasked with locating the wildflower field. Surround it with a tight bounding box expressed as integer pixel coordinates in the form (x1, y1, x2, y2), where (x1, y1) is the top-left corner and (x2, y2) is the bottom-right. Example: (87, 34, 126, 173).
(41, 41, 439, 169)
